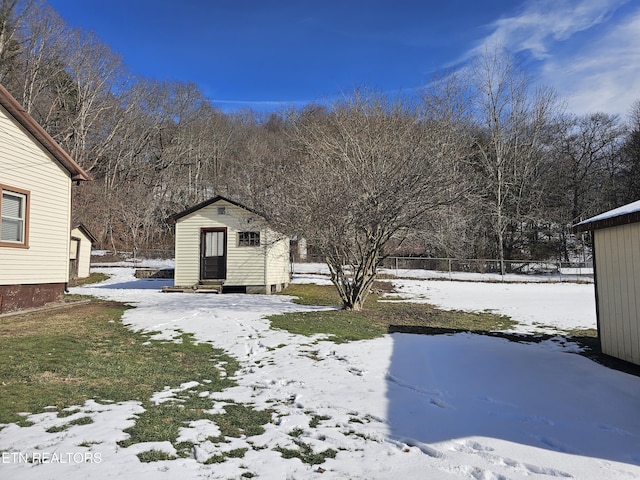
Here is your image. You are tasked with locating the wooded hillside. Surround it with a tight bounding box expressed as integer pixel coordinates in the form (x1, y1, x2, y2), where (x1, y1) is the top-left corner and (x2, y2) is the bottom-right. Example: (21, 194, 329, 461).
(2, 0, 639, 265)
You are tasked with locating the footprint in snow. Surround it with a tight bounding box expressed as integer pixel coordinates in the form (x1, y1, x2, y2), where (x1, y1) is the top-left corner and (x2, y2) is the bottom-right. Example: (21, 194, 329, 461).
(452, 440, 495, 454)
(534, 435, 580, 455)
(452, 441, 573, 478)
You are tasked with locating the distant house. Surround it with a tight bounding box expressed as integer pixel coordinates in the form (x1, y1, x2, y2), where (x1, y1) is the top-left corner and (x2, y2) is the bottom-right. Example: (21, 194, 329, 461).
(70, 223, 97, 282)
(573, 200, 640, 366)
(0, 84, 91, 314)
(168, 196, 290, 294)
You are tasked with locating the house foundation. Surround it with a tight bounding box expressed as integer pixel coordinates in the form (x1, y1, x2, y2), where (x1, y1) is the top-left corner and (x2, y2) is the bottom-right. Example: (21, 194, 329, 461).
(0, 283, 66, 314)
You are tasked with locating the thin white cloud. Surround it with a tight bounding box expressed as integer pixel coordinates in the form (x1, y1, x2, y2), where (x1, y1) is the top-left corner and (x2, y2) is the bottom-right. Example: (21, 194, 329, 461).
(540, 7, 640, 116)
(473, 0, 628, 59)
(209, 98, 312, 112)
(464, 0, 638, 116)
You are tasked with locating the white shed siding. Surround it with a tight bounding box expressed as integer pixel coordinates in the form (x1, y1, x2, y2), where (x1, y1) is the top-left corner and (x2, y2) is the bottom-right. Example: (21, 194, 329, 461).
(0, 104, 72, 285)
(227, 222, 267, 285)
(71, 227, 93, 278)
(78, 233, 92, 278)
(174, 199, 290, 289)
(174, 212, 203, 286)
(594, 223, 640, 365)
(265, 230, 291, 287)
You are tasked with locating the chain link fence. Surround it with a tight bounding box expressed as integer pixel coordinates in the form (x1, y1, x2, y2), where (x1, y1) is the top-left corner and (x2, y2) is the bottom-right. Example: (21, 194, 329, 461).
(296, 255, 593, 279)
(379, 257, 593, 276)
(91, 249, 175, 264)
(92, 250, 594, 280)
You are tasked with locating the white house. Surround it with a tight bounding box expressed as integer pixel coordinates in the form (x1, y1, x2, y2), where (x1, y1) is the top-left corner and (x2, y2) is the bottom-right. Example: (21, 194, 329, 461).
(0, 84, 91, 314)
(573, 200, 640, 366)
(168, 196, 291, 294)
(70, 223, 97, 281)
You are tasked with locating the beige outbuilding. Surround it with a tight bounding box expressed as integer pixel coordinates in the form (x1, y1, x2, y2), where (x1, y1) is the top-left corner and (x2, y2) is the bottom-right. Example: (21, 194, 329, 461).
(168, 196, 290, 294)
(573, 200, 640, 366)
(0, 84, 90, 313)
(70, 223, 97, 282)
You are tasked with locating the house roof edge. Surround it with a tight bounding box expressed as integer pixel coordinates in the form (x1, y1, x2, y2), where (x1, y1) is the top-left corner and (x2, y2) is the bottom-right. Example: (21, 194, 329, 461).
(0, 83, 92, 182)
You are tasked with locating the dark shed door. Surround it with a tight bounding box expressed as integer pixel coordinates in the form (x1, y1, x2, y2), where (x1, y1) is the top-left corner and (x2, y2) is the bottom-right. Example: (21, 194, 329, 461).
(200, 228, 227, 280)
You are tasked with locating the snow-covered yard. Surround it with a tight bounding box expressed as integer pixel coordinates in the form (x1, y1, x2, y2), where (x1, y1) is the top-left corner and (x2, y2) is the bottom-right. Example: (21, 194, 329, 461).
(1, 265, 639, 480)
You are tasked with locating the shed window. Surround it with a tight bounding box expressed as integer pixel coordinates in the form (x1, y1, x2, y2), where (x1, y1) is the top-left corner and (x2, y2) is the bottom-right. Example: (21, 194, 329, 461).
(1, 187, 29, 246)
(239, 231, 260, 247)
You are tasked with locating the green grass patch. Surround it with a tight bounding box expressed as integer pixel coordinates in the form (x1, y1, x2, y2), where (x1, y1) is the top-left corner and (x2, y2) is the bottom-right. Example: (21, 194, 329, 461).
(309, 415, 331, 428)
(275, 442, 338, 465)
(271, 284, 515, 343)
(57, 407, 81, 418)
(137, 449, 176, 463)
(204, 448, 248, 464)
(0, 298, 274, 460)
(118, 391, 273, 458)
(78, 441, 101, 447)
(566, 328, 598, 338)
(0, 300, 238, 425)
(281, 283, 342, 306)
(289, 427, 305, 438)
(74, 272, 110, 286)
(46, 415, 94, 433)
(211, 403, 273, 438)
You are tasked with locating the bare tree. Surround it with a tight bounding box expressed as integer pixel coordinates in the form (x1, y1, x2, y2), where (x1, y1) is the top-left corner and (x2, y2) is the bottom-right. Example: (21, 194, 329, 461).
(13, 2, 68, 115)
(267, 90, 467, 311)
(468, 47, 559, 273)
(0, 0, 30, 82)
(47, 28, 129, 171)
(619, 100, 640, 203)
(552, 112, 626, 223)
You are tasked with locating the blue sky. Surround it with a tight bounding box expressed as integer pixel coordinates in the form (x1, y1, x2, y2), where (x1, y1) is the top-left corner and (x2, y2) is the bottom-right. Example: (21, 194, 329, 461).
(47, 0, 640, 116)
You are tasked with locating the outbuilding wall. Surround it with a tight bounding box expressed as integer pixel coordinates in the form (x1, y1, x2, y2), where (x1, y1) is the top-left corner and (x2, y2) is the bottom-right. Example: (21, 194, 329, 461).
(70, 227, 94, 279)
(264, 229, 292, 292)
(594, 223, 640, 365)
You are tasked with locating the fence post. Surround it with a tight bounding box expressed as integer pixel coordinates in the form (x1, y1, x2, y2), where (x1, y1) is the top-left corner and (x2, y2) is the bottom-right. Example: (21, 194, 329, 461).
(558, 261, 562, 283)
(448, 258, 452, 281)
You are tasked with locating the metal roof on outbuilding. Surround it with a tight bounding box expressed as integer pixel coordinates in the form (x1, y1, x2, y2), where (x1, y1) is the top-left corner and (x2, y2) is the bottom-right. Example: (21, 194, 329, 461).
(572, 200, 640, 233)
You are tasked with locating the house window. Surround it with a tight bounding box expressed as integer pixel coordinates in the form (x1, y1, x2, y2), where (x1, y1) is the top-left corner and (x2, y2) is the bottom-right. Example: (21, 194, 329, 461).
(217, 207, 226, 215)
(238, 231, 260, 247)
(1, 186, 29, 247)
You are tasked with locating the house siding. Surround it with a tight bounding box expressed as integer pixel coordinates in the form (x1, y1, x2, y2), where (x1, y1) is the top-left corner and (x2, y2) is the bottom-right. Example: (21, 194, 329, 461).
(174, 199, 290, 290)
(594, 223, 640, 365)
(0, 104, 72, 287)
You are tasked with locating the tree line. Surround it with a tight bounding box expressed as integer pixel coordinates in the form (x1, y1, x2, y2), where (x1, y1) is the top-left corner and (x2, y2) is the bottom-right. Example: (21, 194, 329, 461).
(2, 1, 639, 307)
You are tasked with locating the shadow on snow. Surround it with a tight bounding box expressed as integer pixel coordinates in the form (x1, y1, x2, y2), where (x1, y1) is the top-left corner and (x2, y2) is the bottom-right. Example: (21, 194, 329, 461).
(94, 278, 173, 290)
(385, 327, 640, 467)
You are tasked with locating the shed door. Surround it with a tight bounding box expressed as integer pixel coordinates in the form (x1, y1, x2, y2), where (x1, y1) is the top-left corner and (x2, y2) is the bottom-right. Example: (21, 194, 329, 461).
(69, 236, 81, 279)
(200, 228, 227, 280)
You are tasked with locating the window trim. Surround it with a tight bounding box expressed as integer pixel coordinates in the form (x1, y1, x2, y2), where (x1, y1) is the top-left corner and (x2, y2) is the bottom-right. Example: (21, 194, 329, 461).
(238, 231, 260, 247)
(0, 184, 30, 248)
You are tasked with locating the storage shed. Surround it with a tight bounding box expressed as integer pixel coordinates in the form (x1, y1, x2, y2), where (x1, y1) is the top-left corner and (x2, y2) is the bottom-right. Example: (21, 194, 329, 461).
(70, 223, 97, 281)
(168, 196, 291, 294)
(573, 200, 640, 365)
